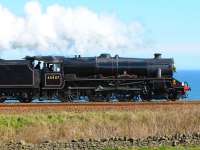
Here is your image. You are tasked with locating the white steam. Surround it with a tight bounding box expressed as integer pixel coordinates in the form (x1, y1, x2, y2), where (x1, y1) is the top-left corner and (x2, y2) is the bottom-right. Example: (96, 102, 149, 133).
(0, 1, 146, 56)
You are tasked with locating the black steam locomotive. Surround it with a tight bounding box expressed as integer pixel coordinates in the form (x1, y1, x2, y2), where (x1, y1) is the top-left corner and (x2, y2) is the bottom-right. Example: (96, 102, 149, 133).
(0, 53, 190, 103)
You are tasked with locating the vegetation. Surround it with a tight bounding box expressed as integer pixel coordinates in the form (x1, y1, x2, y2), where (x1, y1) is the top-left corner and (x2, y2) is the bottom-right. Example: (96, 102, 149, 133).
(0, 106, 199, 143)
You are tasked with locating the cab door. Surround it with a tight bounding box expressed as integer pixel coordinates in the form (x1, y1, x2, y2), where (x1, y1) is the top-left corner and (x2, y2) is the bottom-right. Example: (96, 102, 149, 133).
(43, 63, 64, 89)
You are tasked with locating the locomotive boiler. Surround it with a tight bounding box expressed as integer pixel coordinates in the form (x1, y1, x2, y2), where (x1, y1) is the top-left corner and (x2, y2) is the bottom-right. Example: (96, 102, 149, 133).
(0, 53, 190, 103)
(64, 53, 173, 78)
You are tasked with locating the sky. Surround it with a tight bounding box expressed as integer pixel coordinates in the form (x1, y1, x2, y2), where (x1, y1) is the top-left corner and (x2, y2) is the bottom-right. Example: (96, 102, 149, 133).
(0, 0, 199, 70)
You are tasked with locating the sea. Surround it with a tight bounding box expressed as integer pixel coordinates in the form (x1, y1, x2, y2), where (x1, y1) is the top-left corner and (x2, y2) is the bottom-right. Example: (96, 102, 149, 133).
(175, 70, 200, 100)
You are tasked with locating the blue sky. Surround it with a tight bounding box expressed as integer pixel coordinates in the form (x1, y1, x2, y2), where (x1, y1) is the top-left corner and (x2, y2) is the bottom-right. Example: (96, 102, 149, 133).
(0, 0, 200, 70)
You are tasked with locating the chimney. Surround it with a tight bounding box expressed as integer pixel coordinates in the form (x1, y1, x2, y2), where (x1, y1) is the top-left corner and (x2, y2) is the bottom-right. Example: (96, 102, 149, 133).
(154, 53, 162, 59)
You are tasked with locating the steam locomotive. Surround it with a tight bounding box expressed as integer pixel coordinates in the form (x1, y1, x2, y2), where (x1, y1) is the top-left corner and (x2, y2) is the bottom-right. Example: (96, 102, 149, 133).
(0, 53, 190, 103)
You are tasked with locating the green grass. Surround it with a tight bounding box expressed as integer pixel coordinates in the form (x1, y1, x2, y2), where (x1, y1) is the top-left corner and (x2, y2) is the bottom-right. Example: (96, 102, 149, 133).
(0, 106, 199, 143)
(0, 116, 33, 129)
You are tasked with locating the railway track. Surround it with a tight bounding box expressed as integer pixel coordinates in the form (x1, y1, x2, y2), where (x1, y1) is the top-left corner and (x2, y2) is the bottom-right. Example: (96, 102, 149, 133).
(0, 101, 199, 112)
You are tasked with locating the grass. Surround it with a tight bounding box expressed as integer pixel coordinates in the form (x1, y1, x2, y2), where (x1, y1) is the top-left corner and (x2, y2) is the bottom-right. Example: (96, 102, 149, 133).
(0, 106, 199, 143)
(104, 146, 200, 150)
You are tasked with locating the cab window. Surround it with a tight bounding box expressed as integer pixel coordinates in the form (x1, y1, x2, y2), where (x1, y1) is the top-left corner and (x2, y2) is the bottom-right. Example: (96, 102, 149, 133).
(53, 64, 61, 72)
(45, 63, 61, 72)
(33, 60, 44, 70)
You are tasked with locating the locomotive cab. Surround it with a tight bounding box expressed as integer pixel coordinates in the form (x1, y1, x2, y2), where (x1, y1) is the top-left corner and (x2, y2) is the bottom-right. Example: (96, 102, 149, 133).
(31, 56, 65, 89)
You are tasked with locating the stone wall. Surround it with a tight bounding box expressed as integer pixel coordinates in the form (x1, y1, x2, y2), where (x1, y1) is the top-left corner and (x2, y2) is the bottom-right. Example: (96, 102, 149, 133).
(1, 133, 200, 150)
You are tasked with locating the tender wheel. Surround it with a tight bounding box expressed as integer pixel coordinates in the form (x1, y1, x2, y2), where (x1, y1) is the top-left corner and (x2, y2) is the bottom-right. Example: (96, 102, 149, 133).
(18, 97, 32, 103)
(18, 92, 32, 103)
(0, 96, 6, 103)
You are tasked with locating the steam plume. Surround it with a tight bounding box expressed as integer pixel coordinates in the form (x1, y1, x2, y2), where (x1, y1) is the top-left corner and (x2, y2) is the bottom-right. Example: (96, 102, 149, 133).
(0, 1, 146, 56)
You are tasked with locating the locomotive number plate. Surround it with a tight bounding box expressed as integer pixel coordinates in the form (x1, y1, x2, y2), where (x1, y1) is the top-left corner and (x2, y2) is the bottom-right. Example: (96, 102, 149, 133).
(45, 73, 62, 86)
(47, 75, 60, 80)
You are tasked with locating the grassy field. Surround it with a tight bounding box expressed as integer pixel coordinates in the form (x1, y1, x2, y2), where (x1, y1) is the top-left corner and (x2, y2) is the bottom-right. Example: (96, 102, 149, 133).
(0, 106, 199, 143)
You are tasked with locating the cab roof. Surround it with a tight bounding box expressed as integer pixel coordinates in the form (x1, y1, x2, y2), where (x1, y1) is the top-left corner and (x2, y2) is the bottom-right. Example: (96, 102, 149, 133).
(25, 56, 64, 63)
